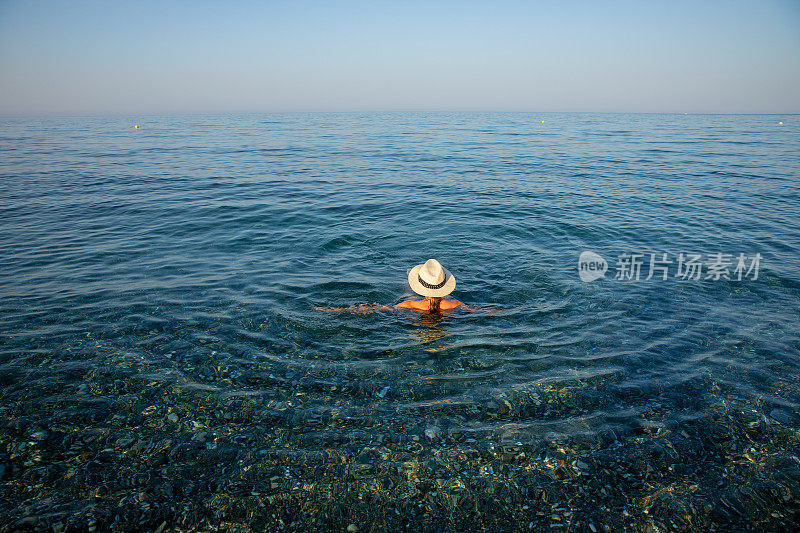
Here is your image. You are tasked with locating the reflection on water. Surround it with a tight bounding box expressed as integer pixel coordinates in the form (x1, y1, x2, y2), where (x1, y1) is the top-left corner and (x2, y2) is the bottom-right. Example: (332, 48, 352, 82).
(408, 312, 450, 351)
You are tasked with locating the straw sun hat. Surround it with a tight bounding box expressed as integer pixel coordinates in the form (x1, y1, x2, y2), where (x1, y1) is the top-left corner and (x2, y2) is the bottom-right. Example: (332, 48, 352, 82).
(407, 259, 456, 297)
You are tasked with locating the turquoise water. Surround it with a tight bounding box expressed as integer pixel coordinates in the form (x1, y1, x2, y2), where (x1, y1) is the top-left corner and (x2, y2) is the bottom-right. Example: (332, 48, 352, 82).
(1, 113, 799, 531)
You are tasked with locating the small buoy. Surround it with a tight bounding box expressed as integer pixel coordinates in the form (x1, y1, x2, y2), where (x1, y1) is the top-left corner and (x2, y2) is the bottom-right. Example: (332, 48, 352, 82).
(541, 120, 545, 124)
(134, 125, 140, 129)
(778, 122, 783, 125)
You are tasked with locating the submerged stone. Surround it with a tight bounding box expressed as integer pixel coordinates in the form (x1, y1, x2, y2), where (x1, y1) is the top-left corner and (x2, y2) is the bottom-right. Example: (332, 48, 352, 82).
(769, 409, 792, 425)
(425, 426, 442, 440)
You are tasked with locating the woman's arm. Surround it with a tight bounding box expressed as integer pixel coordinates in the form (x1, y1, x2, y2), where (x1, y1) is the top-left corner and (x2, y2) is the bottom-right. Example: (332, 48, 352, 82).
(314, 304, 397, 314)
(459, 304, 504, 313)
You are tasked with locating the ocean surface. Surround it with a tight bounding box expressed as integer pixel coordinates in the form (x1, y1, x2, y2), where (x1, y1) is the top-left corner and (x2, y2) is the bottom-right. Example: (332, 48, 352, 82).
(1, 112, 799, 531)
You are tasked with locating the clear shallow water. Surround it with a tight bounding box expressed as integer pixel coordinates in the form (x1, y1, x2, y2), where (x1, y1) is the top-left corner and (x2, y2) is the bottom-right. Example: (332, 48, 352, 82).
(1, 113, 800, 531)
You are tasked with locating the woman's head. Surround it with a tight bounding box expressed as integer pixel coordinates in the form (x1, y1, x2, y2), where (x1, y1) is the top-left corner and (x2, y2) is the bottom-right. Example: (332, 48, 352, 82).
(408, 259, 456, 297)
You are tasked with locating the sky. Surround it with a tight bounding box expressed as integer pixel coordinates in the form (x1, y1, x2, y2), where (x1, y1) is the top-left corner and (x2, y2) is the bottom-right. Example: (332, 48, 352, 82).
(0, 0, 799, 115)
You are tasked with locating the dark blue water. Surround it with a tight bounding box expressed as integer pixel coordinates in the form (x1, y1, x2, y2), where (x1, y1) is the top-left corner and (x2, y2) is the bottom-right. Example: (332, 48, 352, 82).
(1, 113, 799, 531)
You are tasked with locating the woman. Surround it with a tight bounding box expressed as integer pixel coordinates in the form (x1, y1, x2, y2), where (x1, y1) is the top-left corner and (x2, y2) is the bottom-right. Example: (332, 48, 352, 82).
(316, 259, 465, 314)
(397, 258, 463, 313)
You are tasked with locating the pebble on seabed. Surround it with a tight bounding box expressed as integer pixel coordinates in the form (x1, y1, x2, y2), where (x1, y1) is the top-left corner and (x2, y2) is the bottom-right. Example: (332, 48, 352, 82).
(425, 426, 442, 440)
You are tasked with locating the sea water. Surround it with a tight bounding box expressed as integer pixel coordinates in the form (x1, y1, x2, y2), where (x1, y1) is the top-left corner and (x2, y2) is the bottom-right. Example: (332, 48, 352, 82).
(1, 113, 799, 530)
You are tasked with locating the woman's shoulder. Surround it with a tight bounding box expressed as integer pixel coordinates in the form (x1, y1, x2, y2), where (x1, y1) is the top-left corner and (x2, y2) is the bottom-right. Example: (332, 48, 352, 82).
(439, 299, 464, 310)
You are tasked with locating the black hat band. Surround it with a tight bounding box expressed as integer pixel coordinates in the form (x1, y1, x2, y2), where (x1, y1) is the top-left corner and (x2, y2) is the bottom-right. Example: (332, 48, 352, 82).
(418, 274, 447, 290)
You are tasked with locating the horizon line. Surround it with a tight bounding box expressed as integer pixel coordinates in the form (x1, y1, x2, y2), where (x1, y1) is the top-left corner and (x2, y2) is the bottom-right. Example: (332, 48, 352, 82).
(1, 109, 798, 120)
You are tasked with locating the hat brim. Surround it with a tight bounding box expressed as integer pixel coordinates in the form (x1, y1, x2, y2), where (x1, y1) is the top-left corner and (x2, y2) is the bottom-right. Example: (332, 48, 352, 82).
(407, 263, 456, 297)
